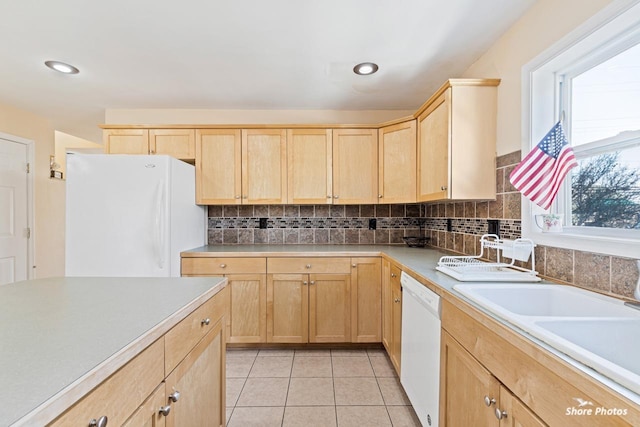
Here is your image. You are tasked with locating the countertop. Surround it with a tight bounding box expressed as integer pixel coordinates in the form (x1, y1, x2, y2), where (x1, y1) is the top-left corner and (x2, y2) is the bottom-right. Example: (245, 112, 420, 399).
(1, 276, 227, 427)
(183, 244, 640, 406)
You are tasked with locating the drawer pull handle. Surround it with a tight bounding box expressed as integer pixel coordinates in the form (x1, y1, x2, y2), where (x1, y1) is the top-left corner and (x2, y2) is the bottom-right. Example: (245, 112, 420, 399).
(220, 264, 227, 268)
(495, 408, 507, 420)
(89, 416, 108, 427)
(484, 396, 496, 407)
(169, 390, 181, 402)
(306, 264, 311, 269)
(201, 318, 211, 326)
(159, 405, 172, 417)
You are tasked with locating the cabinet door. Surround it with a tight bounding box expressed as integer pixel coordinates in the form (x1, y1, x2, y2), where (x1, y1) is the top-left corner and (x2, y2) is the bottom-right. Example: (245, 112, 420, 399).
(267, 274, 308, 343)
(332, 129, 378, 204)
(150, 129, 195, 160)
(350, 257, 382, 343)
(381, 260, 392, 352)
(309, 273, 351, 343)
(104, 129, 150, 154)
(242, 129, 287, 204)
(378, 120, 417, 203)
(390, 268, 402, 375)
(195, 129, 242, 204)
(165, 319, 225, 427)
(227, 274, 267, 344)
(287, 129, 332, 204)
(417, 90, 450, 202)
(122, 384, 167, 427)
(499, 385, 547, 427)
(440, 331, 500, 427)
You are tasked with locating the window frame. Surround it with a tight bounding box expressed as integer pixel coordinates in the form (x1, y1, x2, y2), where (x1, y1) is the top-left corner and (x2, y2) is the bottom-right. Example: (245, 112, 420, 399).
(521, 0, 640, 258)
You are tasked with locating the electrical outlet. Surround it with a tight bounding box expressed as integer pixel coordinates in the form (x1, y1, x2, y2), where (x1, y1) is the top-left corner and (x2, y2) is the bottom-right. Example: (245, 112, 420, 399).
(369, 218, 377, 230)
(488, 219, 500, 237)
(259, 218, 268, 229)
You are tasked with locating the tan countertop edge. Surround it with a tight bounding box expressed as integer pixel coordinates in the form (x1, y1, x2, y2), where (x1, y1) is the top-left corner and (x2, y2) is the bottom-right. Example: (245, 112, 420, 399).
(181, 246, 640, 421)
(14, 280, 227, 427)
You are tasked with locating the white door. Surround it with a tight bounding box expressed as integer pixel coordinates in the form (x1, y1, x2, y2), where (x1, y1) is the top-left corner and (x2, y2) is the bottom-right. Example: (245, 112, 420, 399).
(0, 137, 29, 285)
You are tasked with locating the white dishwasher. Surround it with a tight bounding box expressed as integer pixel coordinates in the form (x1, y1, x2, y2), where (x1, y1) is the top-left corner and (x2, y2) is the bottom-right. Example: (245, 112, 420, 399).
(400, 271, 441, 427)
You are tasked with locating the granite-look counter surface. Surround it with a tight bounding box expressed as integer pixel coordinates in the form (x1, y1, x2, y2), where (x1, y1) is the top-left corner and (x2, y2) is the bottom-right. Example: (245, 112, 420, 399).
(1, 276, 226, 427)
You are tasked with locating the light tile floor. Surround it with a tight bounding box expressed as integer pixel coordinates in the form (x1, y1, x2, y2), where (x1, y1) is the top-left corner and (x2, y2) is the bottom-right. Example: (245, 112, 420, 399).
(226, 348, 422, 427)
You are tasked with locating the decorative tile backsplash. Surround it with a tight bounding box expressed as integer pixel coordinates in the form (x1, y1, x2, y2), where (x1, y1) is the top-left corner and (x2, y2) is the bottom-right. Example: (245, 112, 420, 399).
(207, 204, 428, 245)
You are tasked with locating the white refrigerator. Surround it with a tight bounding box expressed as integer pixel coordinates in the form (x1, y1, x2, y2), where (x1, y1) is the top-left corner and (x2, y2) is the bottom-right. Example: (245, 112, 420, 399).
(65, 154, 206, 277)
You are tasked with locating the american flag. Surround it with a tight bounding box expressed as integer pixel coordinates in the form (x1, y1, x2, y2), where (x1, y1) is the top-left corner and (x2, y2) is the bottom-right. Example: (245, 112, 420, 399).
(509, 121, 578, 210)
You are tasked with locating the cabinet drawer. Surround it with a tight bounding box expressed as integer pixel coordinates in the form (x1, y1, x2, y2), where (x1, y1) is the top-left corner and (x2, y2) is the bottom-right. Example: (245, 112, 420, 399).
(49, 339, 164, 427)
(182, 257, 267, 275)
(267, 257, 351, 274)
(165, 286, 228, 374)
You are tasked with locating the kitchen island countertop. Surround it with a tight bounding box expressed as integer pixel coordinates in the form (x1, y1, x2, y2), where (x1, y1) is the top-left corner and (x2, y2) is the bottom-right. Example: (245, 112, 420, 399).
(0, 276, 226, 427)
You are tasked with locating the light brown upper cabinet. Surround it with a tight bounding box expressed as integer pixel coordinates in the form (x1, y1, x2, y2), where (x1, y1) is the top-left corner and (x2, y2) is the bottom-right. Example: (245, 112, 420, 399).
(332, 129, 378, 204)
(242, 129, 287, 204)
(287, 129, 332, 204)
(104, 129, 195, 161)
(195, 129, 242, 205)
(149, 129, 195, 161)
(378, 120, 417, 204)
(417, 79, 499, 202)
(103, 129, 150, 155)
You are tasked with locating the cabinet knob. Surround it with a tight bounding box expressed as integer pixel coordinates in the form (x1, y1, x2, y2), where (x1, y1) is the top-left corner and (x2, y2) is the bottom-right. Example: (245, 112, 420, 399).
(440, 186, 447, 191)
(169, 390, 181, 402)
(391, 273, 396, 278)
(378, 194, 383, 198)
(334, 195, 339, 199)
(150, 150, 155, 154)
(495, 408, 507, 420)
(220, 263, 227, 268)
(89, 416, 108, 427)
(310, 280, 315, 285)
(306, 264, 311, 269)
(201, 318, 211, 326)
(484, 396, 496, 407)
(235, 196, 241, 199)
(303, 281, 308, 285)
(327, 195, 332, 199)
(242, 196, 248, 199)
(352, 264, 356, 268)
(394, 298, 400, 303)
(159, 406, 172, 417)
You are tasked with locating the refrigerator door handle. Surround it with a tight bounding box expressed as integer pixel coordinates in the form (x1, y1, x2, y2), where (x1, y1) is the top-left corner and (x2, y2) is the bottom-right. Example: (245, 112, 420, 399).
(153, 182, 166, 269)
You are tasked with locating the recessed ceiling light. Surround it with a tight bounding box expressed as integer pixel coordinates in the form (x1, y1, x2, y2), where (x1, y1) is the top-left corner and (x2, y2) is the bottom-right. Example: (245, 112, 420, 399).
(45, 60, 79, 74)
(353, 62, 379, 75)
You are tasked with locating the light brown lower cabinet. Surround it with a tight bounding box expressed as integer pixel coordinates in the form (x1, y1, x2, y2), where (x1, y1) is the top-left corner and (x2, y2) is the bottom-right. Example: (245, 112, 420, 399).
(440, 331, 546, 427)
(48, 287, 228, 427)
(350, 257, 382, 343)
(381, 260, 402, 375)
(165, 319, 225, 427)
(267, 273, 351, 343)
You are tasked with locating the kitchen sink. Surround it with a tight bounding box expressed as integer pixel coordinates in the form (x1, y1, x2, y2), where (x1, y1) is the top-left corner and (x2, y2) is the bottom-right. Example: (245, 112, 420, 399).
(452, 283, 640, 394)
(533, 318, 640, 394)
(453, 283, 640, 318)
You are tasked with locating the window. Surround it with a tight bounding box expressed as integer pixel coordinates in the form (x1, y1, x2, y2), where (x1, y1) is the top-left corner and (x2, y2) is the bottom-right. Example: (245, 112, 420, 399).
(561, 41, 640, 230)
(523, 0, 640, 258)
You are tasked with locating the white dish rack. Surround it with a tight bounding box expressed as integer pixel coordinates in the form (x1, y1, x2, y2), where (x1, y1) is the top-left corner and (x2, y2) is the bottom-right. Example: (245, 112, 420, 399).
(436, 234, 540, 282)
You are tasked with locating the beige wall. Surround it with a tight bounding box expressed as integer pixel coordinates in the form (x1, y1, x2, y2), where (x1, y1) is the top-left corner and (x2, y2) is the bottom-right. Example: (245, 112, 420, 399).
(0, 102, 64, 278)
(54, 131, 102, 177)
(462, 0, 613, 156)
(105, 108, 415, 126)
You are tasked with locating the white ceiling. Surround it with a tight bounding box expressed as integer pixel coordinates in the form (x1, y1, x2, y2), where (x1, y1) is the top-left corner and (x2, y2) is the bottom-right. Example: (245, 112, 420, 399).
(0, 0, 536, 142)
